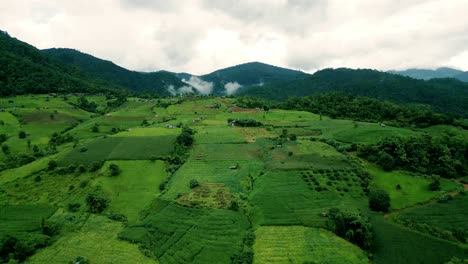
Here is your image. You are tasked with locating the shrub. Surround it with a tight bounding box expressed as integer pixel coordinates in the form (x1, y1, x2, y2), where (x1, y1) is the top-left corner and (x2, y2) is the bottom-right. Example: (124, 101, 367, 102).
(369, 188, 391, 212)
(76, 164, 86, 174)
(429, 176, 441, 191)
(327, 208, 373, 251)
(86, 193, 108, 213)
(89, 161, 102, 172)
(68, 203, 81, 212)
(47, 160, 57, 171)
(18, 131, 26, 139)
(109, 163, 121, 176)
(189, 179, 199, 189)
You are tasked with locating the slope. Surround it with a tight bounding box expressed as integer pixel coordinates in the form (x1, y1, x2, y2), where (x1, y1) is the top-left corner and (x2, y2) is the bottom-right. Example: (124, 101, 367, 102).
(238, 68, 468, 116)
(42, 48, 187, 95)
(389, 67, 464, 80)
(0, 31, 115, 96)
(198, 61, 308, 94)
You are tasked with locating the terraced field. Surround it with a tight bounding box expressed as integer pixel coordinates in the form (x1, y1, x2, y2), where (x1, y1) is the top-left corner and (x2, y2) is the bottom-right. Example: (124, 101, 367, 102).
(0, 95, 466, 264)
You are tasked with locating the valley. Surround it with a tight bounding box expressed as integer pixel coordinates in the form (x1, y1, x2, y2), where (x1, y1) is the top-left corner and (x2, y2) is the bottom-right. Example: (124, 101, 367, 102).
(0, 95, 466, 263)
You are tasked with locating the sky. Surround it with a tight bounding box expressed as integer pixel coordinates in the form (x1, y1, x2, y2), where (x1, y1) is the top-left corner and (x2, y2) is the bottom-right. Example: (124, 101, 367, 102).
(1, 0, 468, 75)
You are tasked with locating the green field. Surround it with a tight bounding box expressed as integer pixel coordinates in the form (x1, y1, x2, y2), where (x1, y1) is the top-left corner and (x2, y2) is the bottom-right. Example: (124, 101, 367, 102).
(94, 160, 167, 223)
(60, 135, 176, 165)
(27, 215, 156, 264)
(0, 95, 466, 263)
(372, 215, 468, 264)
(368, 166, 461, 209)
(120, 200, 249, 263)
(253, 226, 368, 264)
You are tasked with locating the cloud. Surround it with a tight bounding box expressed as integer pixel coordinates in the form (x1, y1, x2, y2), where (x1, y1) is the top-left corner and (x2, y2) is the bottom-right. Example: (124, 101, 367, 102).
(182, 76, 213, 95)
(1, 0, 468, 74)
(224, 82, 242, 95)
(167, 85, 195, 95)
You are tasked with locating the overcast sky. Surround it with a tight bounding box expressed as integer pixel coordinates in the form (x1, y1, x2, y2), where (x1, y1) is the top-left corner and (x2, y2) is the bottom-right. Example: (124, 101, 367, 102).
(1, 0, 467, 75)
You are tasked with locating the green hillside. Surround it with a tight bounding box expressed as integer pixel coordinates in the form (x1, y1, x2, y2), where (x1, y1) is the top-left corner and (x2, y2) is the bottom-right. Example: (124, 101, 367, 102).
(389, 67, 464, 80)
(199, 61, 308, 94)
(0, 31, 117, 96)
(238, 68, 468, 116)
(42, 48, 187, 95)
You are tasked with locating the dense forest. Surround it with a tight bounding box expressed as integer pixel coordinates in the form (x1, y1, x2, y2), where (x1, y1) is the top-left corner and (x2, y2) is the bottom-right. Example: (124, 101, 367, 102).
(43, 48, 186, 95)
(0, 31, 117, 96)
(238, 68, 468, 117)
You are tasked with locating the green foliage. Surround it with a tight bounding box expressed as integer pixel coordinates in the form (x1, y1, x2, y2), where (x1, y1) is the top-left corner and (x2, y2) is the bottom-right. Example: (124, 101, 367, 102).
(240, 68, 468, 117)
(327, 208, 374, 251)
(0, 134, 7, 144)
(108, 163, 121, 176)
(189, 179, 199, 189)
(47, 160, 57, 171)
(429, 176, 441, 191)
(0, 31, 117, 96)
(227, 118, 263, 127)
(368, 188, 391, 212)
(86, 193, 109, 214)
(359, 134, 467, 178)
(43, 48, 186, 95)
(281, 93, 456, 127)
(18, 131, 26, 139)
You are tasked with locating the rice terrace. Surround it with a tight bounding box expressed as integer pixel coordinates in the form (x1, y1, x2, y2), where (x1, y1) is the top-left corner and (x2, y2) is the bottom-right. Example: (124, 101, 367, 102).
(1, 5, 468, 263)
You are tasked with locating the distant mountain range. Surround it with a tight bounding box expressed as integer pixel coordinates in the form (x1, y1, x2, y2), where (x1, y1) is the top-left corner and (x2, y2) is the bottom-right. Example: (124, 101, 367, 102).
(389, 67, 468, 81)
(1, 30, 467, 116)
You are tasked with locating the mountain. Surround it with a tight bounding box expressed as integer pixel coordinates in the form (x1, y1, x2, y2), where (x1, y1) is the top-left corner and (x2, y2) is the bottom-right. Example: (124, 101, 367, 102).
(197, 62, 308, 94)
(389, 67, 468, 81)
(42, 48, 187, 95)
(0, 31, 115, 96)
(238, 68, 468, 117)
(454, 72, 468, 82)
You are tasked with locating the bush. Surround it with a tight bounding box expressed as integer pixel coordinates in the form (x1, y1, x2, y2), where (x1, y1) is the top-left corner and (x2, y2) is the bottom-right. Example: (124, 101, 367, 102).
(189, 179, 199, 189)
(109, 163, 121, 176)
(429, 176, 441, 191)
(327, 208, 374, 251)
(68, 203, 81, 212)
(89, 161, 102, 172)
(86, 193, 108, 213)
(47, 160, 57, 171)
(18, 131, 26, 139)
(369, 188, 391, 212)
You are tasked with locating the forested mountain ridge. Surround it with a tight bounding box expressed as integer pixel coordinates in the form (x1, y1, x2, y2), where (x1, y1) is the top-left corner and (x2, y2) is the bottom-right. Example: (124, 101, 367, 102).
(42, 48, 187, 95)
(196, 61, 308, 94)
(238, 68, 468, 117)
(389, 67, 467, 81)
(0, 31, 118, 96)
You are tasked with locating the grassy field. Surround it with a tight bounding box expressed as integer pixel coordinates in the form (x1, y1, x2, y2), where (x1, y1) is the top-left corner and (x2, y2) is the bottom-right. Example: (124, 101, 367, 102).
(59, 135, 176, 165)
(368, 166, 461, 209)
(253, 226, 368, 264)
(372, 215, 468, 264)
(27, 215, 156, 264)
(396, 194, 468, 238)
(94, 160, 167, 223)
(250, 170, 366, 227)
(1, 95, 467, 263)
(120, 200, 249, 264)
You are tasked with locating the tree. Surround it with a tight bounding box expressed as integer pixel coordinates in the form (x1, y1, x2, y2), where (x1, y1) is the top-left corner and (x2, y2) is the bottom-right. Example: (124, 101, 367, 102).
(91, 124, 99, 133)
(0, 134, 7, 144)
(189, 179, 199, 189)
(1, 144, 10, 155)
(86, 193, 108, 213)
(327, 208, 374, 251)
(369, 188, 391, 212)
(47, 160, 57, 170)
(429, 176, 441, 191)
(108, 163, 121, 176)
(18, 131, 26, 139)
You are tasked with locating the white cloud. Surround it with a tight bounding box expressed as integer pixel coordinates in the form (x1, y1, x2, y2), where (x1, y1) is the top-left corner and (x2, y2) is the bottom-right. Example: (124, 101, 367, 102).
(182, 76, 213, 95)
(224, 82, 242, 95)
(1, 0, 467, 74)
